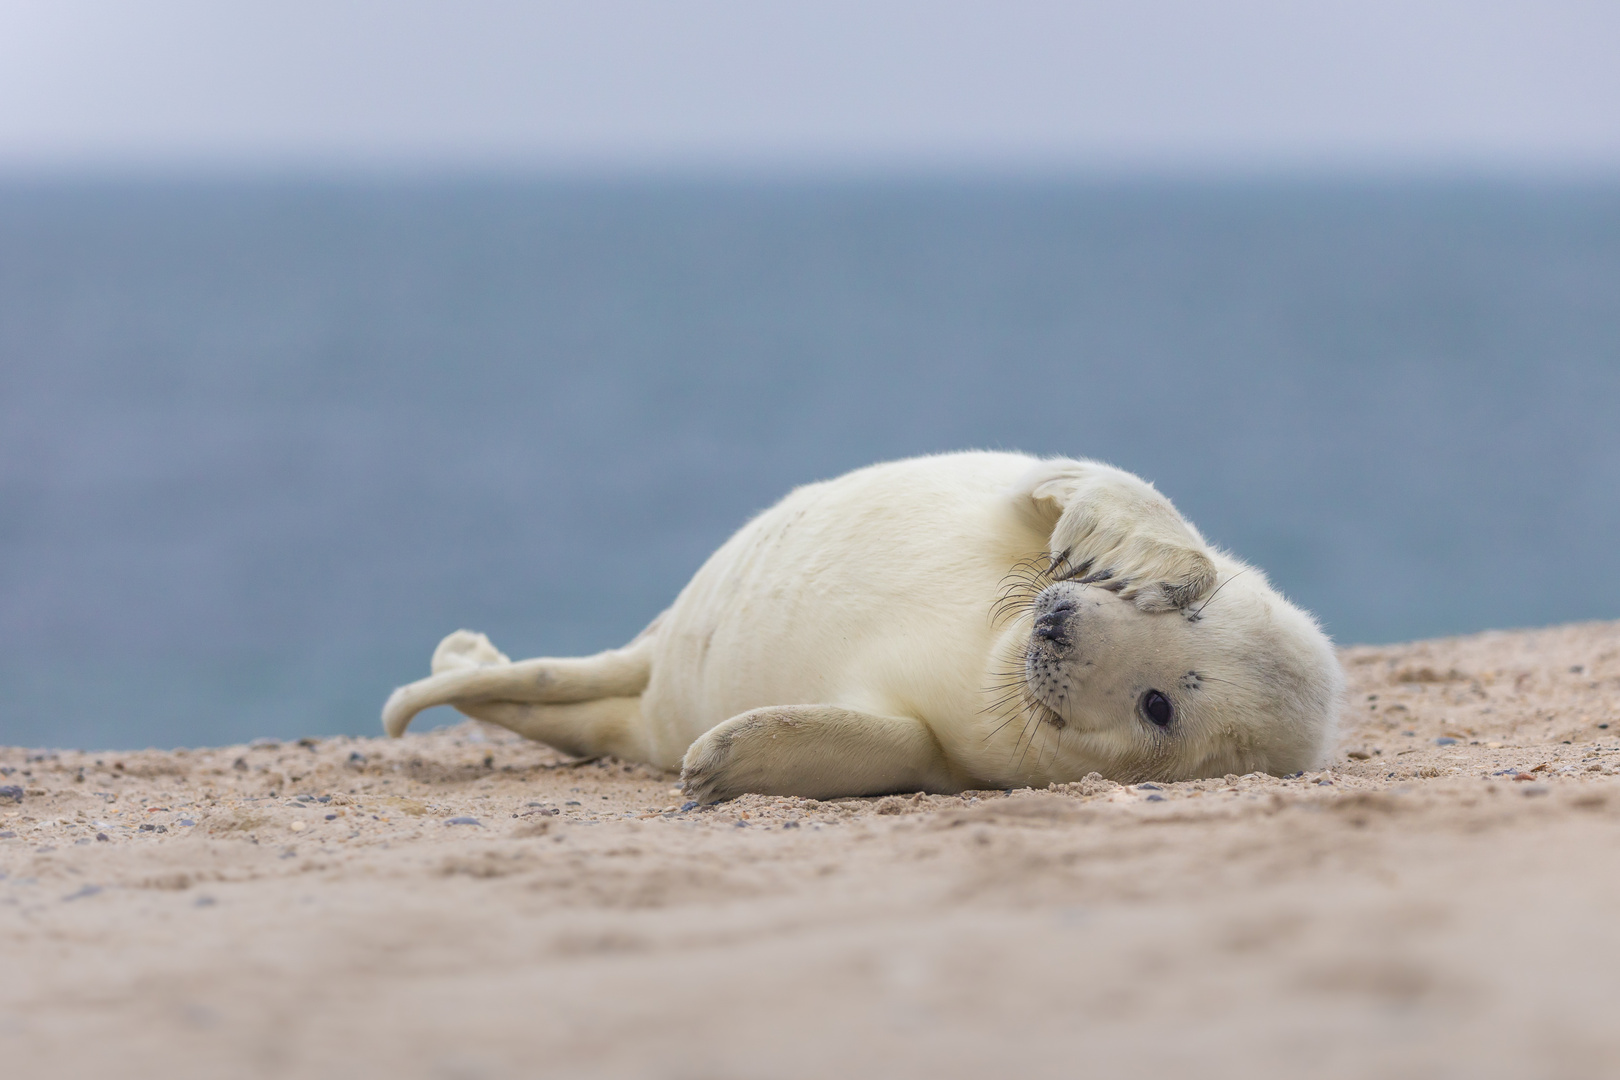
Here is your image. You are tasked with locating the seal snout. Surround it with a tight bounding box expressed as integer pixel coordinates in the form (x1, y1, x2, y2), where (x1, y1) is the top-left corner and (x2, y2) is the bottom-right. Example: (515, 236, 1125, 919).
(1034, 597, 1076, 644)
(1032, 586, 1090, 650)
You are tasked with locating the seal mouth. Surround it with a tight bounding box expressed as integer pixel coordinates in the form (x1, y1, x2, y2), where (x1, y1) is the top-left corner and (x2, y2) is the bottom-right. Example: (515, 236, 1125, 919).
(981, 642, 1070, 769)
(1025, 687, 1070, 731)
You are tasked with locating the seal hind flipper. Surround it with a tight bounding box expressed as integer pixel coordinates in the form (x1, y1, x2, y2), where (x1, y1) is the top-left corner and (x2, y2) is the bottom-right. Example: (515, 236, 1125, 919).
(381, 616, 664, 760)
(448, 696, 649, 761)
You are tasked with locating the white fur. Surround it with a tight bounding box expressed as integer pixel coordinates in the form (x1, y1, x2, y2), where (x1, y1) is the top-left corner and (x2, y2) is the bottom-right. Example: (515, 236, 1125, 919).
(382, 452, 1343, 800)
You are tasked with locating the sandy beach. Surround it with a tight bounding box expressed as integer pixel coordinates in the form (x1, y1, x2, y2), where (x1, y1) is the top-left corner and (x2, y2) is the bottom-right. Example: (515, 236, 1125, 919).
(6, 619, 1620, 1078)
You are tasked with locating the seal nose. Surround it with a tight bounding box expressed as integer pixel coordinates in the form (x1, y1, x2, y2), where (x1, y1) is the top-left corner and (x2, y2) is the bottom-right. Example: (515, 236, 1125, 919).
(1034, 596, 1077, 643)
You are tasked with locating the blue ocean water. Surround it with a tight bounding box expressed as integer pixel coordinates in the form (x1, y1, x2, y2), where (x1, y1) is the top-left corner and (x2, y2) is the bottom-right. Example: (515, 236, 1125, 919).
(2, 178, 1618, 750)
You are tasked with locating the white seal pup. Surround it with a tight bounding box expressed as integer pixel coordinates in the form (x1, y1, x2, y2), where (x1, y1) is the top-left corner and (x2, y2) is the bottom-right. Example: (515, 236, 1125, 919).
(382, 452, 1342, 801)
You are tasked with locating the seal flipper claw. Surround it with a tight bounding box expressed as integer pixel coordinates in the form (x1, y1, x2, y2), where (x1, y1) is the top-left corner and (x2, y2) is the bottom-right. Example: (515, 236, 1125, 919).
(1022, 458, 1217, 612)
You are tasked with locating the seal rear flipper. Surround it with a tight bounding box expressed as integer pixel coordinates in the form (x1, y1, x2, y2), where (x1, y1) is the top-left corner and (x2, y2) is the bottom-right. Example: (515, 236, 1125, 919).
(430, 629, 511, 673)
(679, 705, 966, 802)
(452, 696, 650, 762)
(382, 620, 661, 749)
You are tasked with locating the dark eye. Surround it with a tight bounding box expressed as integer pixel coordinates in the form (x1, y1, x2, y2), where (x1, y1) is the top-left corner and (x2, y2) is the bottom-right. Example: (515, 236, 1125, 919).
(1141, 690, 1174, 728)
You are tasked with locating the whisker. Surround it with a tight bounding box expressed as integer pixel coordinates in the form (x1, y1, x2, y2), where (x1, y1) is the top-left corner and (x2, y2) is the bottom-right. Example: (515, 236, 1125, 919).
(982, 711, 1024, 742)
(1013, 714, 1039, 773)
(984, 552, 1078, 765)
(982, 696, 1025, 719)
(1190, 568, 1251, 617)
(1052, 557, 1096, 583)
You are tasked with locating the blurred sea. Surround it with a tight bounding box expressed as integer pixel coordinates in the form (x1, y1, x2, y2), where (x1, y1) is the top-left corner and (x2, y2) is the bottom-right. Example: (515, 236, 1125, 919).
(2, 178, 1618, 750)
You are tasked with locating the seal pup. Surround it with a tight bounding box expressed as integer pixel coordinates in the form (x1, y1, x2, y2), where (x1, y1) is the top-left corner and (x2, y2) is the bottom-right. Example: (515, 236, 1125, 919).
(382, 452, 1342, 801)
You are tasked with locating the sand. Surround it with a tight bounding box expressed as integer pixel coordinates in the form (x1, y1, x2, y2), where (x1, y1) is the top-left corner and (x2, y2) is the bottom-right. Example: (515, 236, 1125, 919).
(6, 620, 1620, 1078)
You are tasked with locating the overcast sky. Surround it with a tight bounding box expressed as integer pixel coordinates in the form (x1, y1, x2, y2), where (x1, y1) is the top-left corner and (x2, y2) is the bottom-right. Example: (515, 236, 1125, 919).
(2, 0, 1617, 174)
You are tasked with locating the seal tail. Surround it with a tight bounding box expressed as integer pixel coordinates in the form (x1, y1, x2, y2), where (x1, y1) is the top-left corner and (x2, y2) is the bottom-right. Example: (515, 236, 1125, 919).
(381, 616, 663, 762)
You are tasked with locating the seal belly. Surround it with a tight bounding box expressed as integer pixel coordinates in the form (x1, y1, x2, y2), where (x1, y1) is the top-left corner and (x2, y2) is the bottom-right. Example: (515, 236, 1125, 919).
(638, 453, 1047, 764)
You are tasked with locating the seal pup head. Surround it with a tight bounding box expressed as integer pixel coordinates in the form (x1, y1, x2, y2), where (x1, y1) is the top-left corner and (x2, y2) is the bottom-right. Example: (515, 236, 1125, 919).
(994, 554, 1343, 782)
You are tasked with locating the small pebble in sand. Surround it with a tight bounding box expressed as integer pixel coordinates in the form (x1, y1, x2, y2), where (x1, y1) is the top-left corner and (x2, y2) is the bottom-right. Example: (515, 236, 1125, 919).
(194, 896, 217, 907)
(0, 830, 15, 839)
(62, 885, 101, 901)
(289, 821, 306, 832)
(96, 833, 109, 841)
(444, 816, 480, 826)
(1436, 737, 1459, 746)
(0, 785, 23, 803)
(681, 801, 699, 812)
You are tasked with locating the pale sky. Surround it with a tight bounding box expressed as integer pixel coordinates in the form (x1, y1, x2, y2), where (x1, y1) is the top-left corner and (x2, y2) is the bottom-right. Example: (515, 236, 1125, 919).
(2, 0, 1617, 173)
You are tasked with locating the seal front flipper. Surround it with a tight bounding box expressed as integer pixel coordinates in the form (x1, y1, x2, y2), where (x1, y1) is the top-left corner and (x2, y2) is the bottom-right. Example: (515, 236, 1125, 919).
(1018, 458, 1217, 612)
(679, 705, 965, 803)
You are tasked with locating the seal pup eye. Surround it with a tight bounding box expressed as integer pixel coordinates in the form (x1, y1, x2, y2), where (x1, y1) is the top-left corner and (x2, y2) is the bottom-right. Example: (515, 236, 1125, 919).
(1141, 690, 1174, 728)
